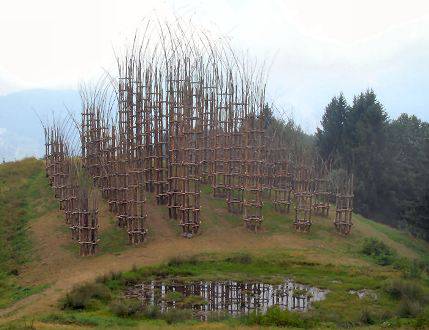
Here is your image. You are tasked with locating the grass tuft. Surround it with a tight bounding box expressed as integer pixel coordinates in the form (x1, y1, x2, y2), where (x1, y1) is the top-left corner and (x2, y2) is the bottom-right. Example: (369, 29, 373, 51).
(361, 237, 396, 265)
(61, 282, 111, 310)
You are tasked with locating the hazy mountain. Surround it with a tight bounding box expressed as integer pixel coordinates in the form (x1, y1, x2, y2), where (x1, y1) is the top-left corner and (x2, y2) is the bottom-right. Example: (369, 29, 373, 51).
(0, 89, 81, 161)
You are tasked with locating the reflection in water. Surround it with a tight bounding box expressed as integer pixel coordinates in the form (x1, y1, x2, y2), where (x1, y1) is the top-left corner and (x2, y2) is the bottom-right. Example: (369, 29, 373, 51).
(125, 279, 328, 319)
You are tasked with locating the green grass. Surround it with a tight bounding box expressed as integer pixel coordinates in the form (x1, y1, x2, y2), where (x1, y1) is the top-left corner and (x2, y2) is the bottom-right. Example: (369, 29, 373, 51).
(358, 214, 429, 263)
(0, 158, 56, 308)
(32, 251, 428, 329)
(2, 159, 429, 329)
(98, 216, 130, 255)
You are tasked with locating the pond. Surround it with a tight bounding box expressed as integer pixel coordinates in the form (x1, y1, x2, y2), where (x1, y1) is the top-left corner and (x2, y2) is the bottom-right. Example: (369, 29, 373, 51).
(125, 279, 328, 319)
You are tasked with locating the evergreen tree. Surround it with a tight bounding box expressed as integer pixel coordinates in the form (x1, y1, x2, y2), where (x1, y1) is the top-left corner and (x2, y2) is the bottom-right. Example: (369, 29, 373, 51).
(343, 90, 388, 215)
(317, 90, 429, 240)
(315, 93, 348, 161)
(386, 114, 429, 238)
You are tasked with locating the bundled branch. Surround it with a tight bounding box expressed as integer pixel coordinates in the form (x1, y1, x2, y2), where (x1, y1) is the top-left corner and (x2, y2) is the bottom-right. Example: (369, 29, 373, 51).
(42, 16, 356, 244)
(44, 121, 99, 256)
(293, 161, 313, 232)
(334, 174, 354, 235)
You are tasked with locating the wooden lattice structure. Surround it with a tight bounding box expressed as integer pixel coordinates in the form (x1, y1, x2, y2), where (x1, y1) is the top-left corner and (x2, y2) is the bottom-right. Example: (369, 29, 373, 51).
(225, 81, 245, 214)
(312, 161, 331, 217)
(293, 162, 313, 232)
(44, 124, 99, 256)
(41, 18, 361, 250)
(334, 174, 354, 235)
(242, 114, 264, 232)
(273, 149, 293, 214)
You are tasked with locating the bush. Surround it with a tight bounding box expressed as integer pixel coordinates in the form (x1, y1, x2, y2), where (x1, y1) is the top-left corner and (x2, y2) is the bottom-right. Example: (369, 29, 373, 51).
(398, 298, 423, 318)
(361, 238, 396, 265)
(385, 280, 424, 301)
(110, 298, 141, 317)
(244, 306, 305, 327)
(142, 305, 161, 319)
(178, 295, 207, 308)
(96, 271, 122, 284)
(161, 308, 194, 324)
(402, 259, 424, 279)
(61, 283, 111, 310)
(206, 310, 231, 322)
(164, 291, 183, 302)
(415, 311, 429, 328)
(359, 307, 376, 325)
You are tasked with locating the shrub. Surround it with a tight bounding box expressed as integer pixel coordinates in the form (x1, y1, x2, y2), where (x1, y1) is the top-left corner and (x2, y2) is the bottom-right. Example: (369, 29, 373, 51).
(96, 271, 122, 284)
(178, 295, 207, 308)
(120, 272, 142, 286)
(385, 280, 424, 301)
(142, 305, 161, 319)
(244, 306, 305, 327)
(361, 238, 396, 265)
(359, 307, 376, 325)
(161, 308, 194, 324)
(164, 291, 183, 302)
(403, 259, 424, 279)
(61, 283, 111, 310)
(110, 298, 141, 317)
(398, 298, 423, 318)
(415, 311, 429, 328)
(206, 310, 231, 322)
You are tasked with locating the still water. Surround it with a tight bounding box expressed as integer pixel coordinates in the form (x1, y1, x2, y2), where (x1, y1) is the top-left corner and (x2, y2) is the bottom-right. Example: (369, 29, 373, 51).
(125, 279, 328, 319)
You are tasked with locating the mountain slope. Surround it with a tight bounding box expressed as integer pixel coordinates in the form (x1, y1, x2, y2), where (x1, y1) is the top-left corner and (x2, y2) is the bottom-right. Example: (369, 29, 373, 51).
(0, 89, 80, 161)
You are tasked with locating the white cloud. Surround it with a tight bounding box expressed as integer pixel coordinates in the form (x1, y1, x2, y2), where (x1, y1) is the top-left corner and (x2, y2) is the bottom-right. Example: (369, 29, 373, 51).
(0, 0, 428, 131)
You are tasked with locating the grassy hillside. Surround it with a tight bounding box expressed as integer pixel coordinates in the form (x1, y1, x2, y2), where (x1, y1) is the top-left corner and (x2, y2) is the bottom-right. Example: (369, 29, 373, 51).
(0, 158, 428, 329)
(0, 158, 56, 308)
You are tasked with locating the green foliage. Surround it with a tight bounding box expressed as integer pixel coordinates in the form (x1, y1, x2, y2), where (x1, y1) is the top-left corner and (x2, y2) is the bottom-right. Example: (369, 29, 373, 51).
(384, 280, 426, 302)
(141, 305, 162, 319)
(178, 295, 207, 308)
(397, 298, 423, 318)
(384, 279, 428, 319)
(164, 291, 183, 302)
(397, 258, 425, 279)
(61, 283, 111, 310)
(359, 307, 376, 325)
(316, 93, 348, 160)
(316, 90, 429, 241)
(45, 250, 429, 328)
(361, 237, 396, 265)
(161, 308, 194, 324)
(263, 103, 314, 159)
(243, 306, 307, 327)
(386, 114, 429, 240)
(110, 298, 141, 317)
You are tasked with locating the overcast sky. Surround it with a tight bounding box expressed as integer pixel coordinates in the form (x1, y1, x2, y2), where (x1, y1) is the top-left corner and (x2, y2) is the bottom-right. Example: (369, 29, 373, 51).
(1, 0, 428, 132)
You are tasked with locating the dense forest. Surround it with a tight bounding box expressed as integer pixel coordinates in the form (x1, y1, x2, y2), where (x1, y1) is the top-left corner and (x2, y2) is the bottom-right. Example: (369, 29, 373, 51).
(315, 90, 429, 240)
